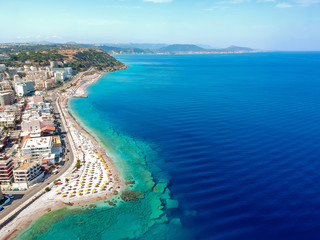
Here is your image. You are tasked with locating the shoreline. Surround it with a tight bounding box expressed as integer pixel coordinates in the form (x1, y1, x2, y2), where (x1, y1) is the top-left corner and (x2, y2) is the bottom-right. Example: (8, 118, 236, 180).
(0, 66, 127, 240)
(112, 50, 269, 55)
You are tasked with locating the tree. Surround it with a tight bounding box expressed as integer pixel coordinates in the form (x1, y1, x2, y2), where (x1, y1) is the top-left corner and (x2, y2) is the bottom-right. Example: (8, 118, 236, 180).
(75, 160, 81, 169)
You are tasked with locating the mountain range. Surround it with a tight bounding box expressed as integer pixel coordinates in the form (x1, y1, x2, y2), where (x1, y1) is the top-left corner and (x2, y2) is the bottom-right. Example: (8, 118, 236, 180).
(19, 41, 258, 54)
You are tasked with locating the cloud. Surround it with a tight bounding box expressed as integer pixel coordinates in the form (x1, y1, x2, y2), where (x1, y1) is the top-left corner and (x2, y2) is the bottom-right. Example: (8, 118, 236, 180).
(295, 0, 320, 6)
(276, 2, 293, 7)
(257, 0, 276, 2)
(215, 0, 245, 4)
(143, 0, 172, 3)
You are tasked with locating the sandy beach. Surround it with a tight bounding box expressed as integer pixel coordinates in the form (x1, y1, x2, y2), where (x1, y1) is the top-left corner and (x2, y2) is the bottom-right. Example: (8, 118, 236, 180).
(0, 67, 126, 240)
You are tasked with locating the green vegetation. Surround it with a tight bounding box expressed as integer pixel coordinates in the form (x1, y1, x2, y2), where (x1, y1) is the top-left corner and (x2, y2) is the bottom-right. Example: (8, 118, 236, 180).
(45, 187, 51, 192)
(0, 196, 8, 205)
(0, 44, 124, 74)
(75, 159, 81, 169)
(0, 44, 78, 55)
(8, 50, 65, 67)
(65, 49, 124, 72)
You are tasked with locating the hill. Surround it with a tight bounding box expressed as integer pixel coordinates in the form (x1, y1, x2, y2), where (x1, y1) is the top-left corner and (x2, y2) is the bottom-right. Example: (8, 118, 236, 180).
(159, 44, 206, 53)
(211, 45, 255, 52)
(0, 44, 125, 73)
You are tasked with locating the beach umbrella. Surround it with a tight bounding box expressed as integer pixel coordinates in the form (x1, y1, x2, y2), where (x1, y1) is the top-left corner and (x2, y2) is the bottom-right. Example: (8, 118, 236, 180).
(104, 181, 108, 183)
(78, 191, 81, 194)
(56, 190, 59, 192)
(95, 184, 98, 187)
(84, 189, 88, 192)
(79, 182, 83, 184)
(70, 192, 73, 195)
(61, 193, 65, 195)
(92, 189, 96, 192)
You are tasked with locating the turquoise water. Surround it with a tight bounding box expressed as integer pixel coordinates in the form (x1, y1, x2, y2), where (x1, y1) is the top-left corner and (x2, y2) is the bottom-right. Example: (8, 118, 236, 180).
(17, 53, 320, 239)
(16, 57, 192, 240)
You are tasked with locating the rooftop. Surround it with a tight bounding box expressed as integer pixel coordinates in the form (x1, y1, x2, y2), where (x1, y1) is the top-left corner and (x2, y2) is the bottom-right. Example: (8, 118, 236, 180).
(15, 161, 38, 171)
(22, 136, 52, 149)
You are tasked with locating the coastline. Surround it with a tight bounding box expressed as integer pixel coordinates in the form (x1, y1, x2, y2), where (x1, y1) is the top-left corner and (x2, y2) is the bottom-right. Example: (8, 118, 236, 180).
(112, 50, 269, 55)
(0, 66, 127, 240)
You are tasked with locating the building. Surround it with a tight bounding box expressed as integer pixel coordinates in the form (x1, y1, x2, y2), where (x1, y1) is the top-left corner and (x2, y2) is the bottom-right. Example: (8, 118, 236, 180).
(40, 153, 56, 165)
(54, 71, 67, 81)
(15, 81, 35, 96)
(50, 61, 58, 68)
(0, 64, 5, 71)
(0, 73, 5, 81)
(30, 66, 38, 71)
(65, 67, 73, 75)
(13, 162, 44, 189)
(0, 90, 15, 106)
(0, 113, 16, 128)
(7, 68, 17, 78)
(21, 120, 55, 137)
(21, 136, 53, 159)
(0, 187, 3, 199)
(0, 156, 14, 185)
(0, 127, 10, 151)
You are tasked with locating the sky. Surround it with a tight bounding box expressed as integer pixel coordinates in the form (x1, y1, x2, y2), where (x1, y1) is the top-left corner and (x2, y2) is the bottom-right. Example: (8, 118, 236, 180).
(0, 0, 319, 50)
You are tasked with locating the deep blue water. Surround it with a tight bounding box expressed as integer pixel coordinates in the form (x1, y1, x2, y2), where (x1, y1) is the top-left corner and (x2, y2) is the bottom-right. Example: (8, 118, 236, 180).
(97, 53, 320, 239)
(18, 52, 320, 240)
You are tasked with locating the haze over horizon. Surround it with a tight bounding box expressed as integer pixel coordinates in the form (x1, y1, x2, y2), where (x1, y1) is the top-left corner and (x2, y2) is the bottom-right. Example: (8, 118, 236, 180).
(0, 0, 319, 51)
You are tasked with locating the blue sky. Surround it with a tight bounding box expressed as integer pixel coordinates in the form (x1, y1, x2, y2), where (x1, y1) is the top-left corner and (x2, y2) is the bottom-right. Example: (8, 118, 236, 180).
(0, 0, 319, 50)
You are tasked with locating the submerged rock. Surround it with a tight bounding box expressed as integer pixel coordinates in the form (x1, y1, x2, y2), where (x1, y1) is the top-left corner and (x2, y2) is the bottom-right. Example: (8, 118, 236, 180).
(121, 190, 145, 201)
(107, 200, 116, 206)
(125, 180, 135, 185)
(153, 182, 168, 194)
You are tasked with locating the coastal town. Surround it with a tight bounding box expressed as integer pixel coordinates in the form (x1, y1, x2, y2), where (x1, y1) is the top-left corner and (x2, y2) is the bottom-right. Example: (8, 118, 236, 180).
(0, 45, 126, 238)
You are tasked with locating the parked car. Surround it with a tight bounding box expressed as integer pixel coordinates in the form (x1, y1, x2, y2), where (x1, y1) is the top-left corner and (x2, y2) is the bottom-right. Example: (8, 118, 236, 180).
(0, 206, 4, 211)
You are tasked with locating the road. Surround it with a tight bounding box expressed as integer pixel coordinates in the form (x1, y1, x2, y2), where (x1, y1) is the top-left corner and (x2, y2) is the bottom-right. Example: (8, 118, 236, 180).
(0, 94, 74, 222)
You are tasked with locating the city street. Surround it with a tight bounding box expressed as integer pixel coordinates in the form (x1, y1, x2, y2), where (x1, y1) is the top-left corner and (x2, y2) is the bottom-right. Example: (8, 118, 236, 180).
(0, 96, 74, 222)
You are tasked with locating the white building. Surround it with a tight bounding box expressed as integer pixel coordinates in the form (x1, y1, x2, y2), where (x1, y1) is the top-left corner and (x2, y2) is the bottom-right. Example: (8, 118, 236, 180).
(54, 71, 67, 81)
(30, 66, 38, 71)
(0, 113, 16, 128)
(23, 65, 30, 72)
(21, 136, 53, 159)
(13, 162, 44, 189)
(0, 64, 5, 71)
(15, 81, 35, 96)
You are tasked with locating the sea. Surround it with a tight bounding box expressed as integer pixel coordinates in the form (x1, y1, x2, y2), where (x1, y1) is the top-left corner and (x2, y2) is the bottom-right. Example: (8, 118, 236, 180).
(16, 52, 320, 240)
